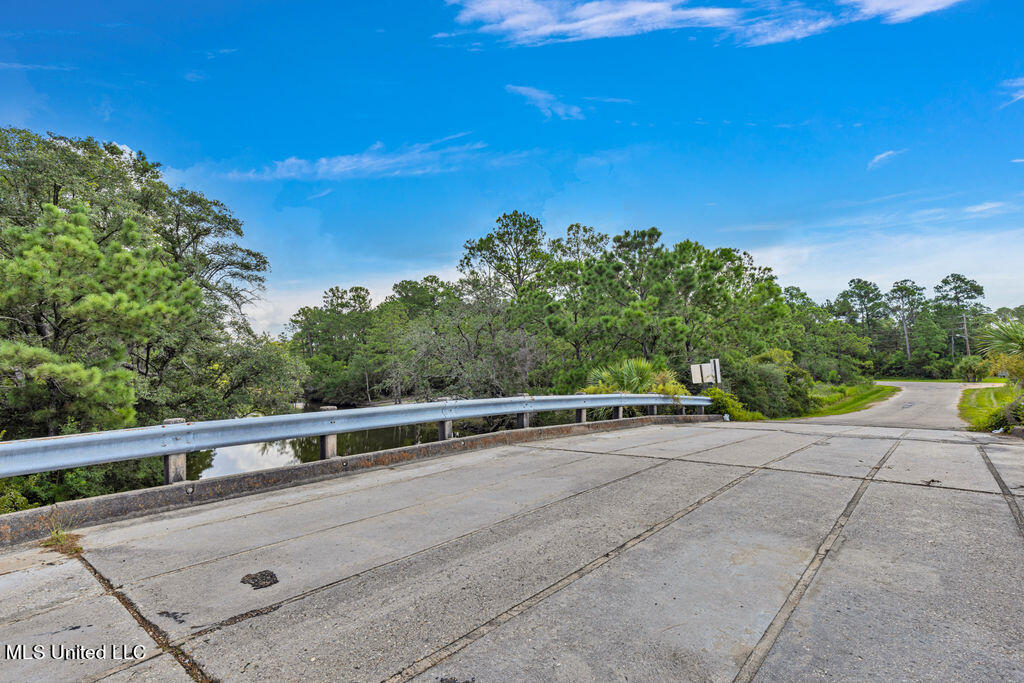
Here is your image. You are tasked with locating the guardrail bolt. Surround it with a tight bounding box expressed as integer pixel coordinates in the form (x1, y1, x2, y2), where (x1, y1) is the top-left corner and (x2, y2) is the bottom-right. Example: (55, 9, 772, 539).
(163, 418, 188, 485)
(646, 405, 658, 416)
(516, 412, 531, 429)
(438, 420, 453, 441)
(612, 406, 624, 420)
(318, 406, 338, 459)
(575, 408, 587, 424)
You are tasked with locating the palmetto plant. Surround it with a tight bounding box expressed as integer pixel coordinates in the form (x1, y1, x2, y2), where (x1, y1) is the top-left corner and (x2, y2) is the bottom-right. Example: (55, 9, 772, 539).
(584, 357, 689, 396)
(978, 316, 1024, 427)
(587, 357, 656, 393)
(978, 317, 1024, 359)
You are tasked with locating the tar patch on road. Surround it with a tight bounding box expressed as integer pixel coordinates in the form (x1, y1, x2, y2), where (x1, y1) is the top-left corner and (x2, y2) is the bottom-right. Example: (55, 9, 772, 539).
(158, 610, 189, 624)
(241, 570, 279, 590)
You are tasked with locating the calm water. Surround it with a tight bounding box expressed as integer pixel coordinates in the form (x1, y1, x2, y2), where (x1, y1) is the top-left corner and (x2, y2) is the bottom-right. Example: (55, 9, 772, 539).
(190, 423, 441, 479)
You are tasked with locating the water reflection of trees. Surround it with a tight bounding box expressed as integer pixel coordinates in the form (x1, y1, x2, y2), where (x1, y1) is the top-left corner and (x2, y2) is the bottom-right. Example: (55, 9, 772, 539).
(186, 451, 216, 480)
(256, 424, 438, 466)
(199, 414, 581, 479)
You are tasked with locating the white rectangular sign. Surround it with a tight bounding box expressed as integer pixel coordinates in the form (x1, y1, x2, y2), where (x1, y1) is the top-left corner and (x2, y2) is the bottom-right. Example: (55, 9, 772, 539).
(690, 363, 704, 383)
(690, 359, 722, 384)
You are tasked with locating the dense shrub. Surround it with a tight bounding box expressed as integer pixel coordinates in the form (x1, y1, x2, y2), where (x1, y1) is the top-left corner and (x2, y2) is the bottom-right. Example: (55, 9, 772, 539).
(723, 349, 815, 418)
(701, 387, 765, 421)
(953, 355, 987, 382)
(974, 396, 1024, 431)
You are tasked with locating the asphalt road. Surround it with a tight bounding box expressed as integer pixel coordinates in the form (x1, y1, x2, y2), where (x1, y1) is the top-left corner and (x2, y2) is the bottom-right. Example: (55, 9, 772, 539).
(793, 380, 992, 429)
(1, 384, 1022, 682)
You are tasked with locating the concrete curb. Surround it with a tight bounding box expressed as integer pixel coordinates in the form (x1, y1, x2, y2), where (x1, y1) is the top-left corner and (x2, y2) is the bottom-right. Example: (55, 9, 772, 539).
(0, 414, 722, 547)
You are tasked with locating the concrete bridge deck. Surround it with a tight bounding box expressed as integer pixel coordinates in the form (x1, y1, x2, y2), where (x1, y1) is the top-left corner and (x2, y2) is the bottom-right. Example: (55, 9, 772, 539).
(1, 382, 1023, 681)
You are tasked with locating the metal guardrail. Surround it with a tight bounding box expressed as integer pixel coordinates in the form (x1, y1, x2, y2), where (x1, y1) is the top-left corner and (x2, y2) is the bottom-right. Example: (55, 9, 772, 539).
(0, 393, 712, 480)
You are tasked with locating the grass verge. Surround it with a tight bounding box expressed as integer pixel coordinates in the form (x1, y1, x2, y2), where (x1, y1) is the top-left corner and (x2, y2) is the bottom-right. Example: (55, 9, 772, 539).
(958, 383, 1018, 431)
(803, 383, 900, 418)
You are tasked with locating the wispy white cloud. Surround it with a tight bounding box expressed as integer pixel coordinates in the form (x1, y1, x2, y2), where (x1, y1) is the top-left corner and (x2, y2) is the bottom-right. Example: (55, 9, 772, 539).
(205, 47, 238, 59)
(738, 3, 841, 46)
(183, 70, 207, 82)
(0, 28, 77, 40)
(1000, 77, 1024, 108)
(506, 85, 584, 119)
(0, 62, 74, 71)
(306, 188, 334, 200)
(1013, 158, 1024, 163)
(231, 133, 489, 181)
(93, 95, 114, 122)
(584, 95, 634, 104)
(964, 201, 1007, 214)
(447, 0, 740, 45)
(867, 148, 907, 170)
(443, 0, 969, 46)
(836, 0, 966, 23)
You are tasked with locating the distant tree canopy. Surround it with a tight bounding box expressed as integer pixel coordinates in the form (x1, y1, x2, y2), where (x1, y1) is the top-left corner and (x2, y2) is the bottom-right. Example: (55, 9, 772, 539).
(287, 210, 1011, 413)
(827, 272, 992, 379)
(288, 212, 873, 409)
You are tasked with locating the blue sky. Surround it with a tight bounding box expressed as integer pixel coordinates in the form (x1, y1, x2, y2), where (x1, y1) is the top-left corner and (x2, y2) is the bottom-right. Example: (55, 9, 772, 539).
(2, 0, 1022, 332)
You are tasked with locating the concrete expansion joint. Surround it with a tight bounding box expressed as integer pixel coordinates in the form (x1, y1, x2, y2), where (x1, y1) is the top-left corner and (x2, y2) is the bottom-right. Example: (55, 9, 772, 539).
(529, 431, 772, 464)
(975, 444, 1024, 539)
(732, 437, 903, 683)
(75, 554, 213, 682)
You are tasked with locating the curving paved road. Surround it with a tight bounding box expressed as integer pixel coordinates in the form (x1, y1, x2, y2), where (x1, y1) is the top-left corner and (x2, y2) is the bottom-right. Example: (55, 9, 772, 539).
(793, 380, 991, 429)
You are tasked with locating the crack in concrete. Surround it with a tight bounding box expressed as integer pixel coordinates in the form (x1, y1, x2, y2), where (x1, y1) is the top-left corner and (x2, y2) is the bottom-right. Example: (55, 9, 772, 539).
(521, 431, 771, 461)
(690, 422, 1002, 448)
(732, 436, 905, 683)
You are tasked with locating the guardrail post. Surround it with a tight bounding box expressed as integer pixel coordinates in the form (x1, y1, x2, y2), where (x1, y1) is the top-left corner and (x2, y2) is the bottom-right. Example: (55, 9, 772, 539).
(515, 394, 532, 429)
(646, 405, 658, 416)
(575, 408, 587, 424)
(611, 406, 624, 420)
(163, 418, 187, 485)
(318, 406, 338, 459)
(438, 420, 453, 440)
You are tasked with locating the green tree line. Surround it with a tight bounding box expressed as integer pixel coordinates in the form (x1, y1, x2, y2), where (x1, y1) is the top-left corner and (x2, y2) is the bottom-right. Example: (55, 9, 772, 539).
(288, 212, 870, 417)
(288, 217, 1017, 414)
(828, 275, 1019, 379)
